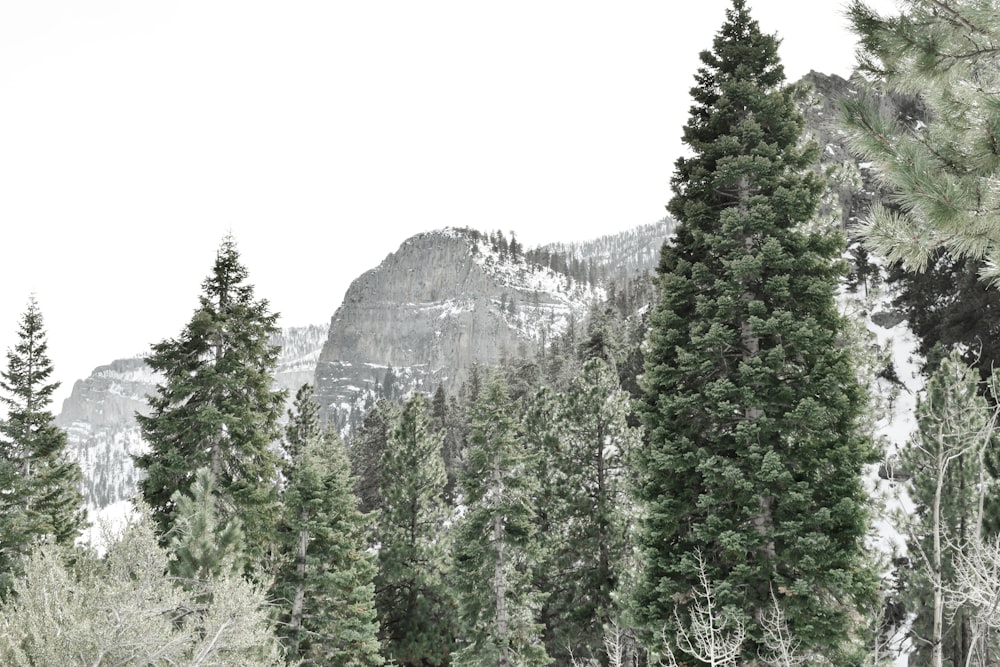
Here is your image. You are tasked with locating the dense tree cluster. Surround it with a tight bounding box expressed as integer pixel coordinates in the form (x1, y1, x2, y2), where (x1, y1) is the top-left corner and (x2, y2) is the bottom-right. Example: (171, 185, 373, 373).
(8, 1, 1000, 665)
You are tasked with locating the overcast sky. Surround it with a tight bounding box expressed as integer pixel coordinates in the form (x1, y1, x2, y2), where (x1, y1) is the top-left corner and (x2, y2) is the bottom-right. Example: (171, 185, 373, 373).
(0, 0, 898, 410)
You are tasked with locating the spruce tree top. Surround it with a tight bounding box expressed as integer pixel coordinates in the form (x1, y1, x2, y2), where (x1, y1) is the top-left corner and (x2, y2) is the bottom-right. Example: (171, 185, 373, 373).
(669, 0, 819, 232)
(136, 234, 285, 555)
(1, 296, 59, 428)
(0, 296, 84, 551)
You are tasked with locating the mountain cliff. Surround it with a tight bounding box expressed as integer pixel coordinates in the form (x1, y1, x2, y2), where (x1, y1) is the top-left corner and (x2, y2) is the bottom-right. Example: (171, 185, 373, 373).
(313, 228, 602, 432)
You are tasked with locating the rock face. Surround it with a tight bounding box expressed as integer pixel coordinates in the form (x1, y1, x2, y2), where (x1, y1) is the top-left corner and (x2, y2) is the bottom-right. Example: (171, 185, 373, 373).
(57, 325, 328, 509)
(56, 357, 155, 509)
(314, 228, 600, 432)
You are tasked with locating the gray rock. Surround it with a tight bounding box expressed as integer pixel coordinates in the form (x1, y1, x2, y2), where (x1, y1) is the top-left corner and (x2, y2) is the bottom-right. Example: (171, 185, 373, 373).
(314, 229, 597, 432)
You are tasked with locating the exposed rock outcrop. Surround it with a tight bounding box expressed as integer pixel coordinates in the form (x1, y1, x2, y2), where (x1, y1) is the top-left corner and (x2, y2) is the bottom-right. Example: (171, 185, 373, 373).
(314, 228, 600, 432)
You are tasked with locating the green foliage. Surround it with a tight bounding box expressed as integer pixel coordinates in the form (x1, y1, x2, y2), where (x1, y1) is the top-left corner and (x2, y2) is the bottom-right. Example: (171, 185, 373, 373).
(888, 252, 1000, 381)
(453, 373, 550, 667)
(536, 358, 640, 664)
(0, 296, 84, 597)
(375, 392, 455, 665)
(636, 0, 876, 660)
(0, 509, 284, 666)
(844, 0, 1000, 279)
(275, 384, 383, 666)
(169, 467, 247, 584)
(348, 398, 399, 515)
(135, 234, 286, 566)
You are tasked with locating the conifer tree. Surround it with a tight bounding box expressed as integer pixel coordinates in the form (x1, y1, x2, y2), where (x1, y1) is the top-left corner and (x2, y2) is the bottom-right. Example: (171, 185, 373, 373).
(453, 373, 549, 667)
(0, 296, 84, 595)
(348, 398, 398, 515)
(374, 393, 455, 665)
(844, 0, 1000, 279)
(541, 358, 639, 664)
(275, 385, 383, 666)
(168, 467, 247, 585)
(135, 235, 285, 565)
(888, 253, 1000, 380)
(0, 458, 26, 598)
(636, 1, 876, 659)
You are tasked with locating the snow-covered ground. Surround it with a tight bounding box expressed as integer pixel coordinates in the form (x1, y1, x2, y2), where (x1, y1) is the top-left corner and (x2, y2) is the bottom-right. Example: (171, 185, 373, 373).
(840, 277, 924, 666)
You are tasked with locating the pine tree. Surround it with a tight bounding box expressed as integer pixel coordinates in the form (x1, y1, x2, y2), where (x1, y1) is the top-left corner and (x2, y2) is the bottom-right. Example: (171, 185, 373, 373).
(540, 358, 639, 664)
(453, 373, 549, 667)
(635, 1, 876, 659)
(135, 235, 286, 565)
(0, 457, 27, 598)
(0, 296, 84, 596)
(275, 385, 383, 666)
(348, 398, 398, 515)
(888, 252, 1000, 382)
(844, 0, 1000, 279)
(168, 467, 247, 585)
(374, 393, 455, 665)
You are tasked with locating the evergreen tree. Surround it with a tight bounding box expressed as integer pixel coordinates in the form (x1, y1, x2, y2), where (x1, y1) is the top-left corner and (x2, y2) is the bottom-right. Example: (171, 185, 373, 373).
(635, 1, 876, 660)
(844, 0, 1000, 279)
(168, 467, 247, 584)
(0, 296, 84, 596)
(275, 385, 383, 666)
(541, 358, 639, 664)
(888, 252, 1000, 381)
(135, 235, 286, 565)
(375, 393, 455, 665)
(453, 373, 549, 667)
(348, 398, 398, 515)
(0, 457, 27, 598)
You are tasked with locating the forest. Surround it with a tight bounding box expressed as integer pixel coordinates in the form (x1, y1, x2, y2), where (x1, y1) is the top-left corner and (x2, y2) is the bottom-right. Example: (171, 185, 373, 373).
(4, 0, 1000, 665)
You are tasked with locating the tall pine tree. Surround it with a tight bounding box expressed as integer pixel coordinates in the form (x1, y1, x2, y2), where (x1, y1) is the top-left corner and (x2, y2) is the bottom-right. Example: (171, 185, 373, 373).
(636, 1, 875, 660)
(539, 358, 640, 664)
(135, 235, 285, 565)
(275, 385, 383, 666)
(374, 393, 455, 665)
(0, 296, 84, 596)
(453, 373, 549, 667)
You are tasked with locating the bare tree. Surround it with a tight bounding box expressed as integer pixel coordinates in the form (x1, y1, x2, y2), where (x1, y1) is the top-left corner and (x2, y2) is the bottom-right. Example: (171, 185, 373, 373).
(657, 550, 745, 667)
(892, 354, 997, 667)
(949, 534, 1000, 667)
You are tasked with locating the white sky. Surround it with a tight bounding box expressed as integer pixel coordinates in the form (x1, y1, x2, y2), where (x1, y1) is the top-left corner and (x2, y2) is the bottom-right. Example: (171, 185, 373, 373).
(0, 0, 898, 410)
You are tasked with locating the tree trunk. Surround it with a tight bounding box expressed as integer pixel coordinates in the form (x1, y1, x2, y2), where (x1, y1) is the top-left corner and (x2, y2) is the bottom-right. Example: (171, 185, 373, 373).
(493, 450, 509, 666)
(737, 174, 774, 572)
(289, 526, 309, 658)
(933, 424, 945, 667)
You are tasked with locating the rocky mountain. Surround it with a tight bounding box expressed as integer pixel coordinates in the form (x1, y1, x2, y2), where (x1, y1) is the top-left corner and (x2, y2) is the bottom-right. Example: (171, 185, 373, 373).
(57, 324, 328, 509)
(313, 228, 603, 432)
(59, 71, 918, 514)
